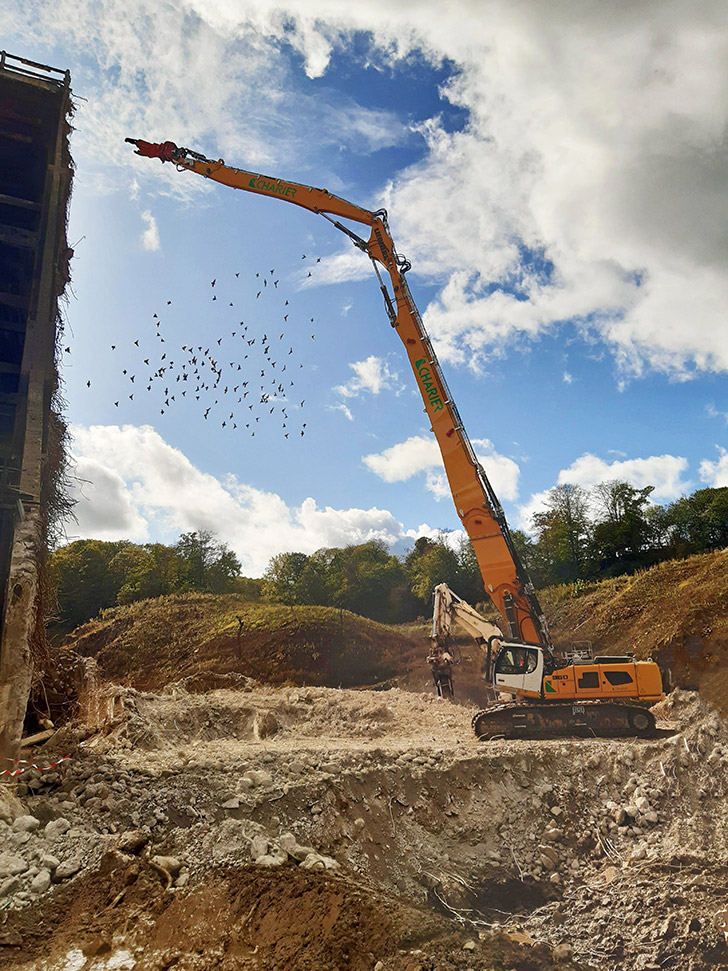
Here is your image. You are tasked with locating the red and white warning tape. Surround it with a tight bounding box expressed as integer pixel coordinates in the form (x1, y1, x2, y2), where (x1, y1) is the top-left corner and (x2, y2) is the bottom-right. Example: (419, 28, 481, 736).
(0, 754, 70, 777)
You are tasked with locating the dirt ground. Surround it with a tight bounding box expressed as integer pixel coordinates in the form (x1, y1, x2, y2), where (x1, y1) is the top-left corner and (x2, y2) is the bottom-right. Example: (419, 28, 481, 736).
(2, 678, 728, 970)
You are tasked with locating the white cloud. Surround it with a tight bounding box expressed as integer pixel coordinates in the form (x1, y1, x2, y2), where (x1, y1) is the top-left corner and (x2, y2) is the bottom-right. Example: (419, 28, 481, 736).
(330, 402, 354, 421)
(706, 402, 728, 424)
(68, 456, 149, 542)
(557, 453, 690, 500)
(140, 210, 160, 251)
(8, 0, 728, 380)
(66, 424, 433, 575)
(562, 371, 574, 384)
(516, 451, 691, 529)
(334, 355, 400, 398)
(363, 434, 520, 501)
(699, 447, 728, 487)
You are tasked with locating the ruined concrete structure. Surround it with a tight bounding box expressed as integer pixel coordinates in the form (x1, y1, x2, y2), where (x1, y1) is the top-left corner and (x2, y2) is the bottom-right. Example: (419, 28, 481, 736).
(0, 53, 72, 753)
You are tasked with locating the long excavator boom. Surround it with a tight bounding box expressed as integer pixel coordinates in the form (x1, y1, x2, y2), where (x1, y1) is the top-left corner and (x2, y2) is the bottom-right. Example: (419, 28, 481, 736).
(126, 137, 552, 650)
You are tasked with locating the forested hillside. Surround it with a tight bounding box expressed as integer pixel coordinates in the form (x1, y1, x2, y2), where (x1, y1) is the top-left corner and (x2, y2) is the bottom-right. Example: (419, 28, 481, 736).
(51, 482, 728, 632)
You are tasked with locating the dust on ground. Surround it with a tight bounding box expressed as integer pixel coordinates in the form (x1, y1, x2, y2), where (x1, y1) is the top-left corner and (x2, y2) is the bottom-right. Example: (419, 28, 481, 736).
(2, 680, 728, 971)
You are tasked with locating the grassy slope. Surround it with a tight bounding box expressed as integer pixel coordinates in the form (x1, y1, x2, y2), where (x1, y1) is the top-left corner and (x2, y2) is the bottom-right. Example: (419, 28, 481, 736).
(63, 549, 728, 701)
(65, 593, 425, 691)
(541, 548, 728, 656)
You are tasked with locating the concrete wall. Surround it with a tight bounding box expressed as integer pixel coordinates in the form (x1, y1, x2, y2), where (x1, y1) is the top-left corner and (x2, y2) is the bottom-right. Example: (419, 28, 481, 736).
(0, 52, 72, 754)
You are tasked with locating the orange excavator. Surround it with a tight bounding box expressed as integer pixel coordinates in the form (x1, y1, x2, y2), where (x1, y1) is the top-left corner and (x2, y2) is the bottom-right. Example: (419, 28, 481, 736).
(126, 137, 664, 739)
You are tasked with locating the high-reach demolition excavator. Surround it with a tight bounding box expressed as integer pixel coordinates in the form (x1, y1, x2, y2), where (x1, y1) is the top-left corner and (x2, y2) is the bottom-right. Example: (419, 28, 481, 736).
(126, 137, 664, 740)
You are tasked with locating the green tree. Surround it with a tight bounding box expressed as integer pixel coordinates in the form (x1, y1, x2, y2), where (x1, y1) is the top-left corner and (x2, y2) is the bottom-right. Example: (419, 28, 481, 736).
(50, 539, 128, 628)
(263, 551, 311, 604)
(591, 480, 654, 571)
(173, 530, 241, 592)
(531, 484, 591, 583)
(664, 487, 728, 554)
(405, 535, 462, 605)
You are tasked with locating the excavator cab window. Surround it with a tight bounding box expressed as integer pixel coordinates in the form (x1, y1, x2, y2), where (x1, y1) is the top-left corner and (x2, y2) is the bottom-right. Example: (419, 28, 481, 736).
(495, 646, 539, 676)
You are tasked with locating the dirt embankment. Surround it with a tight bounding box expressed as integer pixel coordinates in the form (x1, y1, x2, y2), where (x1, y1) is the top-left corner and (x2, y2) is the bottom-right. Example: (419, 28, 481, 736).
(60, 550, 728, 714)
(63, 594, 426, 693)
(542, 548, 728, 712)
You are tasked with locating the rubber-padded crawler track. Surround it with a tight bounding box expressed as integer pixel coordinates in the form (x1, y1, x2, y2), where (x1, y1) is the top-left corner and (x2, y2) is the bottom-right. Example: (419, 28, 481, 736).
(471, 701, 656, 740)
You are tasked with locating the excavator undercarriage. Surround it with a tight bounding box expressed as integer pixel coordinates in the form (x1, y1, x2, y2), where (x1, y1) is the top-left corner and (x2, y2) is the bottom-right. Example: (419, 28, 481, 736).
(471, 700, 656, 740)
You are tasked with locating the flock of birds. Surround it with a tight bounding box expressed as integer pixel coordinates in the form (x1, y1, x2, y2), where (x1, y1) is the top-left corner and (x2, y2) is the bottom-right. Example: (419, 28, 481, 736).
(69, 261, 320, 440)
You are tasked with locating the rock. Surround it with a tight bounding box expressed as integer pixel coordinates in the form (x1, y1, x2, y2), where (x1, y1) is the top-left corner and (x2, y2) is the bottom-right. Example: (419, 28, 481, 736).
(244, 770, 273, 788)
(0, 855, 28, 878)
(278, 832, 314, 862)
(54, 860, 81, 881)
(118, 830, 149, 854)
(602, 866, 620, 885)
(175, 872, 190, 888)
(250, 835, 269, 860)
(634, 796, 650, 813)
(288, 761, 305, 776)
(544, 827, 564, 842)
(0, 877, 21, 898)
(152, 856, 182, 877)
(463, 940, 476, 950)
(221, 798, 240, 810)
(630, 845, 647, 862)
(253, 711, 278, 739)
(659, 915, 677, 939)
(538, 845, 559, 870)
(549, 871, 561, 883)
(44, 818, 71, 839)
(30, 870, 51, 893)
(550, 806, 563, 817)
(624, 805, 640, 819)
(552, 942, 572, 962)
(643, 811, 659, 824)
(255, 852, 286, 867)
(300, 852, 338, 871)
(40, 854, 60, 871)
(11, 815, 40, 834)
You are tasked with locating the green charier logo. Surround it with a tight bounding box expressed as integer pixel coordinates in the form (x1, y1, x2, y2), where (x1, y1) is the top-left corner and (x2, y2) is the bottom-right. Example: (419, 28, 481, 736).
(248, 176, 297, 198)
(414, 359, 444, 412)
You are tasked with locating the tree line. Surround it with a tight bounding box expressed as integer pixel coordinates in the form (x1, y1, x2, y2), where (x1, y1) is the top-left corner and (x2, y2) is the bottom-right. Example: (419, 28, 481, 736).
(50, 482, 728, 630)
(513, 481, 728, 587)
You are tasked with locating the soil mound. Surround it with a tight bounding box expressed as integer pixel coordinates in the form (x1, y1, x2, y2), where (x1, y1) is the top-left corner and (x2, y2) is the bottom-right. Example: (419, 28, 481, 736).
(62, 594, 426, 692)
(542, 548, 728, 711)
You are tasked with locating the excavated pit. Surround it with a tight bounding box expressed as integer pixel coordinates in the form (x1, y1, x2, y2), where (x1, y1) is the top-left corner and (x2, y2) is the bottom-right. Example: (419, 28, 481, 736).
(1, 684, 727, 970)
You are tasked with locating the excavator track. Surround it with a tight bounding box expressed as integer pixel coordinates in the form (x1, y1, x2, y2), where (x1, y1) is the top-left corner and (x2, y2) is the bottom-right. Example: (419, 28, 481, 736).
(472, 700, 656, 741)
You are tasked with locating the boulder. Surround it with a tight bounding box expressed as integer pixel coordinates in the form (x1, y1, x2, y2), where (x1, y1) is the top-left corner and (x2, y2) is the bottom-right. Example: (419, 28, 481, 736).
(11, 815, 40, 834)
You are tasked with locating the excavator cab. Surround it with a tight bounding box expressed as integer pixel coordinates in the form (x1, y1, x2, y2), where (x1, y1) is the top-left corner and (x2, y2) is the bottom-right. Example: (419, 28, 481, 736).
(493, 644, 544, 697)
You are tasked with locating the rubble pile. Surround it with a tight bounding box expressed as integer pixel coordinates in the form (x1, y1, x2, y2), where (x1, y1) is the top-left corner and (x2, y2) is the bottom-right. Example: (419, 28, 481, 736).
(0, 686, 726, 970)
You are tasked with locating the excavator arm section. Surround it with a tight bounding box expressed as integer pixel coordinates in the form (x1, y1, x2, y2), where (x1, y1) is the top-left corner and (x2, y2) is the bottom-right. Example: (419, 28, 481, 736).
(126, 138, 552, 650)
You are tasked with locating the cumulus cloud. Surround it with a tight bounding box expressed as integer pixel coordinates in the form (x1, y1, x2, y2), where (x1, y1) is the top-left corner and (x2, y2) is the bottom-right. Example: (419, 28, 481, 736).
(699, 447, 728, 487)
(66, 424, 433, 575)
(516, 451, 691, 529)
(334, 355, 401, 399)
(8, 0, 728, 379)
(140, 210, 160, 251)
(363, 434, 520, 502)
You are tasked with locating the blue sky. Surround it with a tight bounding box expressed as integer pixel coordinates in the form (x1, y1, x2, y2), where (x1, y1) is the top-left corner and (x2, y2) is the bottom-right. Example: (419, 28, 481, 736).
(6, 1, 728, 575)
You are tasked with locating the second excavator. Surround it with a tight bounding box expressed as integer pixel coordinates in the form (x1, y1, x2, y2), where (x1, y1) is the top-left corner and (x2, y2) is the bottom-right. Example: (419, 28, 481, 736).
(125, 136, 664, 740)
